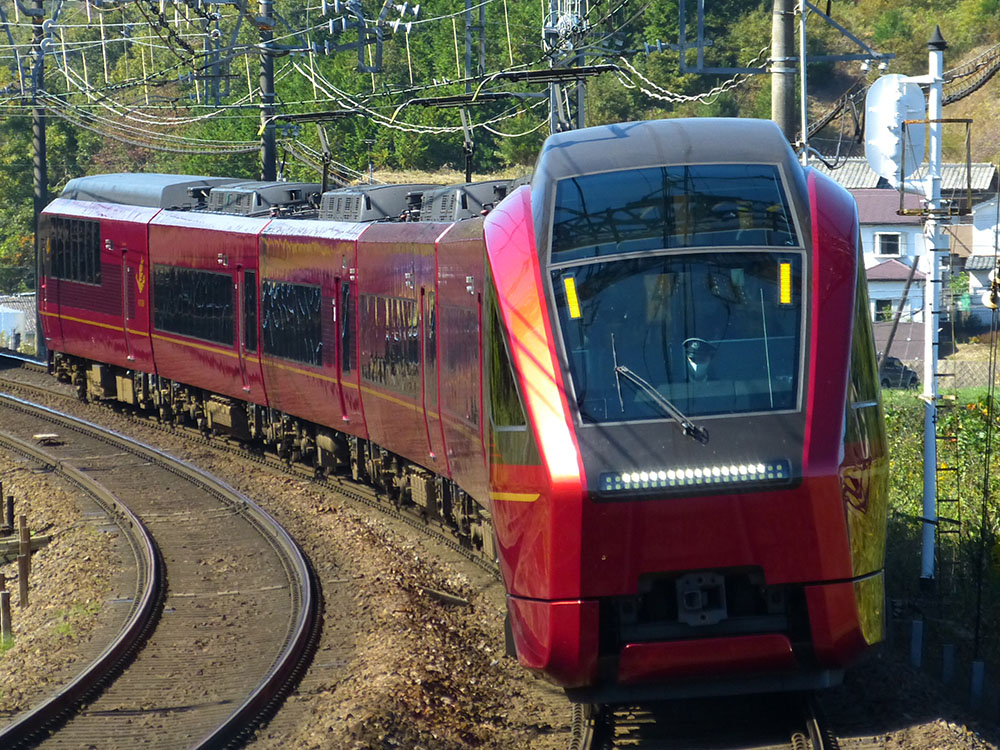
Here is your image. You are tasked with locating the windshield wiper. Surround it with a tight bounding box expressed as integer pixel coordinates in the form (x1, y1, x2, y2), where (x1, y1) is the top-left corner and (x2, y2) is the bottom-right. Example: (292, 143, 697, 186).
(614, 364, 710, 445)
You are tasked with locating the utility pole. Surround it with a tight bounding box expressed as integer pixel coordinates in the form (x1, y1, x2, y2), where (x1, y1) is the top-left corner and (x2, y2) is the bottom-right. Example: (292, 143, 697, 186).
(462, 0, 485, 181)
(770, 0, 796, 141)
(259, 0, 276, 181)
(576, 0, 587, 130)
(32, 0, 47, 360)
(921, 26, 948, 589)
(545, 1, 588, 133)
(547, 0, 559, 133)
(463, 0, 484, 93)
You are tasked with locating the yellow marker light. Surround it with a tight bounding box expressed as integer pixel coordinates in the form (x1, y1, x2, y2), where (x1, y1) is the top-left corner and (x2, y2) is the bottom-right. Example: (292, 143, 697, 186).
(779, 262, 792, 305)
(564, 276, 582, 319)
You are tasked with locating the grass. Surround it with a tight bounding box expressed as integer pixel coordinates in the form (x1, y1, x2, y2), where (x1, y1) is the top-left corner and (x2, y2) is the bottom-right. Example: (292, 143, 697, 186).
(49, 601, 101, 640)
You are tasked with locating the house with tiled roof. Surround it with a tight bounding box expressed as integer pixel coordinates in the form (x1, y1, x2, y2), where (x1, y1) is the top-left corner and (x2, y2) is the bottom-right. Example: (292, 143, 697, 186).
(811, 157, 1000, 335)
(851, 187, 926, 323)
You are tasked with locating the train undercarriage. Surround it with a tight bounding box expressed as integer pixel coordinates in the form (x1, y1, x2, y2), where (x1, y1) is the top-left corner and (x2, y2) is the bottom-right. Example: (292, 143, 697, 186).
(53, 353, 494, 560)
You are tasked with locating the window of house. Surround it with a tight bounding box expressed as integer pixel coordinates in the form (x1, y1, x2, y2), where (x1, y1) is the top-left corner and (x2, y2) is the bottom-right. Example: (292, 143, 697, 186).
(873, 299, 895, 322)
(875, 232, 903, 256)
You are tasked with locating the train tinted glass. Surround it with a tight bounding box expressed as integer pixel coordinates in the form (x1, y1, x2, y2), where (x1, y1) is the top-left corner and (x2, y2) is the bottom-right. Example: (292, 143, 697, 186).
(551, 252, 803, 423)
(261, 281, 323, 366)
(153, 265, 233, 345)
(550, 165, 797, 263)
(48, 216, 101, 285)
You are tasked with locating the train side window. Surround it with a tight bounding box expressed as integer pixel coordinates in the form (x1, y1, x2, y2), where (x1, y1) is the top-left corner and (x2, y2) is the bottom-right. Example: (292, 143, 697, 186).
(488, 305, 526, 428)
(244, 270, 258, 352)
(48, 216, 101, 285)
(261, 280, 322, 365)
(486, 287, 540, 467)
(845, 248, 885, 449)
(341, 281, 353, 373)
(360, 293, 419, 395)
(152, 264, 234, 345)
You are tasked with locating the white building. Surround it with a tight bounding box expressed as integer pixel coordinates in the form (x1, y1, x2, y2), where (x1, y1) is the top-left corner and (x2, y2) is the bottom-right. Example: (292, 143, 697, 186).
(963, 198, 1000, 328)
(812, 158, 1000, 342)
(854, 189, 926, 323)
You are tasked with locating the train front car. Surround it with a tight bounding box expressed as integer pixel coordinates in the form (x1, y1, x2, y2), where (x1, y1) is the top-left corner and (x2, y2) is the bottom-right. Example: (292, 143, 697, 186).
(483, 118, 888, 702)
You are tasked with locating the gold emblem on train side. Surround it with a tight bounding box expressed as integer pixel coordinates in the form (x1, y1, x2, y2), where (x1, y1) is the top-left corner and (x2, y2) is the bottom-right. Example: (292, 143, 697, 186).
(136, 258, 147, 294)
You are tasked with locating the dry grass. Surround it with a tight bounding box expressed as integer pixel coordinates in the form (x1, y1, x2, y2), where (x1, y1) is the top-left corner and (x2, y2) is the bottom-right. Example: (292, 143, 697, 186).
(365, 165, 530, 187)
(948, 341, 997, 361)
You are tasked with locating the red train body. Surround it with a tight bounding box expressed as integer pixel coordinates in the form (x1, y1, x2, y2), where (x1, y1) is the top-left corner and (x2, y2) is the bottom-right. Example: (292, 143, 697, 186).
(39, 119, 888, 702)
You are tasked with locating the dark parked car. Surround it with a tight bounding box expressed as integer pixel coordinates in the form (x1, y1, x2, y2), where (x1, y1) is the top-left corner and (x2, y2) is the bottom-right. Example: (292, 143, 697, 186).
(879, 355, 919, 389)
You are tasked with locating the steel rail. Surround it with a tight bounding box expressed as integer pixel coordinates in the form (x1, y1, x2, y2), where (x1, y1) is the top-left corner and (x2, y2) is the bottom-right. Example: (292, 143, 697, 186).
(0, 392, 320, 748)
(0, 425, 162, 747)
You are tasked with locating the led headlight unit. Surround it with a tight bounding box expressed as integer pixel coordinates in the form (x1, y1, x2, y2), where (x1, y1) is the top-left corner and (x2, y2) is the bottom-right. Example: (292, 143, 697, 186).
(600, 459, 791, 493)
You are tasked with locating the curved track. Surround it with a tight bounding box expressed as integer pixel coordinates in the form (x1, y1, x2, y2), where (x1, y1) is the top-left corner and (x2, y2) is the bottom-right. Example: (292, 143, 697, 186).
(0, 427, 161, 745)
(0, 391, 320, 749)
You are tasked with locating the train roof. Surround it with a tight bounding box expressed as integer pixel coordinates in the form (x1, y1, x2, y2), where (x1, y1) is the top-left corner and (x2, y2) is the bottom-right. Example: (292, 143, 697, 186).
(205, 181, 321, 216)
(60, 173, 241, 210)
(422, 180, 513, 222)
(318, 183, 440, 222)
(533, 118, 798, 181)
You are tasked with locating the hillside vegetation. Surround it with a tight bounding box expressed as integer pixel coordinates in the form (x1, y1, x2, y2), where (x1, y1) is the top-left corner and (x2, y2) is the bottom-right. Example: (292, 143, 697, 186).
(1, 0, 1000, 286)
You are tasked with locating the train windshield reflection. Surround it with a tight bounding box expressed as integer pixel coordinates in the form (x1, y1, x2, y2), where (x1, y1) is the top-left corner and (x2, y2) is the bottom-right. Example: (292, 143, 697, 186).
(550, 164, 798, 263)
(552, 252, 804, 423)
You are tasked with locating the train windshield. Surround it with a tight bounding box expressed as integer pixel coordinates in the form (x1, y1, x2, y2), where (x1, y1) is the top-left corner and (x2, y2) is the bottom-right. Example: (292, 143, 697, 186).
(551, 252, 804, 424)
(550, 164, 797, 263)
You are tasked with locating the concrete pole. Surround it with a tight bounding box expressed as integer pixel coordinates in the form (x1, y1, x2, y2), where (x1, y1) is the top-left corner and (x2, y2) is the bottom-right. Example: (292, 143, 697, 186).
(464, 0, 472, 94)
(770, 0, 796, 141)
(259, 0, 276, 181)
(548, 0, 559, 134)
(33, 0, 47, 361)
(920, 26, 947, 586)
(798, 2, 809, 165)
(576, 0, 587, 130)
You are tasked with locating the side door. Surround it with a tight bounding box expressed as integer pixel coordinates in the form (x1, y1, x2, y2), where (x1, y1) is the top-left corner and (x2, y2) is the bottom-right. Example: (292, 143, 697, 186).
(37, 212, 63, 353)
(420, 285, 446, 467)
(235, 266, 249, 392)
(333, 276, 349, 420)
(121, 242, 152, 368)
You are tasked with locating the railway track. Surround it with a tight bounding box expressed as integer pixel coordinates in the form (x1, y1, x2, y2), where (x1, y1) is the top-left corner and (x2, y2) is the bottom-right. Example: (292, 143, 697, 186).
(0, 389, 319, 749)
(577, 693, 837, 750)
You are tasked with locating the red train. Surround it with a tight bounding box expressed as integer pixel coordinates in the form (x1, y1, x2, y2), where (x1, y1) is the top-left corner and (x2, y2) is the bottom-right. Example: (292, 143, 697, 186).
(39, 118, 888, 702)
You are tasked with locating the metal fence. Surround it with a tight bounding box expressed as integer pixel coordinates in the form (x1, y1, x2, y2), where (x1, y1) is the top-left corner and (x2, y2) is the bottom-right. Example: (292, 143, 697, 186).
(936, 359, 1000, 389)
(0, 292, 36, 355)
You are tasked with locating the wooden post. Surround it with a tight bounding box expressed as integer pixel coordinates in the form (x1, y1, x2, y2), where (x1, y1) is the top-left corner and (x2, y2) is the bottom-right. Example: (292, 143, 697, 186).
(18, 515, 29, 608)
(18, 515, 29, 574)
(0, 590, 11, 642)
(17, 557, 28, 608)
(2, 493, 12, 535)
